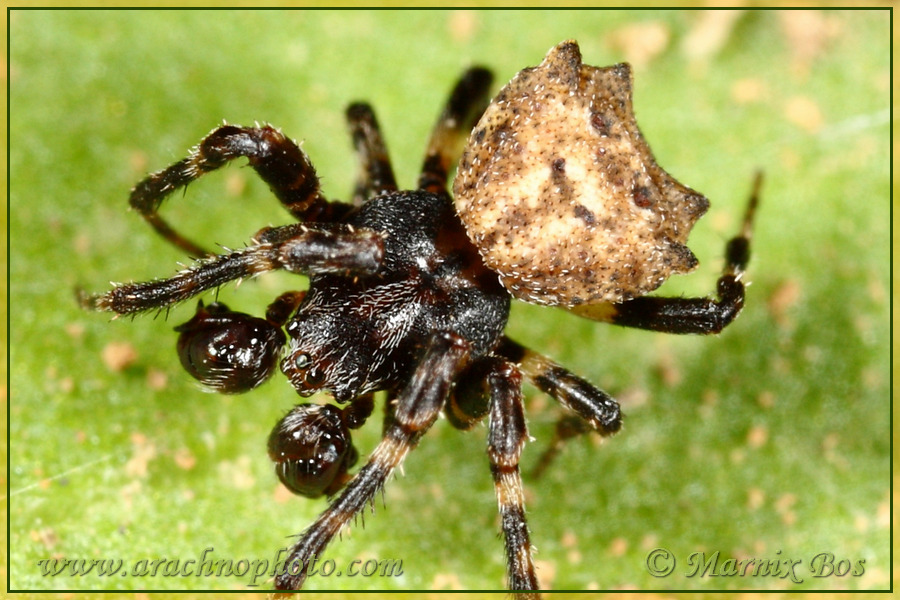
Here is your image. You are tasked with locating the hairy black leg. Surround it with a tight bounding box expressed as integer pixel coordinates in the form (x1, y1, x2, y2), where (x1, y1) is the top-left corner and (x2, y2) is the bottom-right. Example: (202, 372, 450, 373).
(274, 332, 470, 591)
(498, 337, 622, 475)
(418, 67, 494, 194)
(482, 358, 540, 598)
(129, 124, 346, 257)
(346, 103, 398, 204)
(499, 338, 622, 436)
(79, 224, 384, 315)
(572, 173, 762, 333)
(422, 355, 543, 596)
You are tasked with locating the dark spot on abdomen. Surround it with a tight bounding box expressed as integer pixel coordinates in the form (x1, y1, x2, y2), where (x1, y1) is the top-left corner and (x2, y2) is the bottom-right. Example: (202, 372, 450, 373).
(632, 185, 653, 208)
(590, 110, 610, 136)
(574, 203, 596, 226)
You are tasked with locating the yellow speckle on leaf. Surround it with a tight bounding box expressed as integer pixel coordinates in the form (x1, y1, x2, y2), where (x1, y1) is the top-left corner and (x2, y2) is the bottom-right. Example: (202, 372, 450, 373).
(682, 11, 744, 62)
(224, 171, 246, 197)
(430, 572, 464, 590)
(767, 278, 802, 327)
(731, 77, 768, 104)
(756, 390, 775, 409)
(609, 536, 628, 557)
(778, 11, 842, 75)
(775, 493, 797, 526)
(784, 96, 823, 134)
(173, 446, 196, 470)
(146, 368, 168, 391)
(125, 432, 157, 478)
(534, 558, 556, 589)
(747, 487, 765, 511)
(273, 482, 294, 504)
(30, 527, 58, 548)
(746, 425, 768, 449)
(218, 455, 256, 490)
(448, 10, 478, 42)
(102, 341, 138, 372)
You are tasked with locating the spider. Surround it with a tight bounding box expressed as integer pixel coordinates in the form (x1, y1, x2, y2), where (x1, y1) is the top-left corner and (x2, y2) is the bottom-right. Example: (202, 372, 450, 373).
(80, 41, 759, 596)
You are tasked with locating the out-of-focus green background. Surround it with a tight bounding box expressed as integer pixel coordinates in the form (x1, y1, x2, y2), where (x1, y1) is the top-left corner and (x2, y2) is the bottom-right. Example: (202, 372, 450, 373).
(9, 8, 890, 595)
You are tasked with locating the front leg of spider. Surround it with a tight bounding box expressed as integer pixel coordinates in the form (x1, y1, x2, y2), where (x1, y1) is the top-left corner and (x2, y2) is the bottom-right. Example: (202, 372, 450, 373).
(128, 124, 346, 257)
(273, 332, 471, 590)
(77, 224, 384, 315)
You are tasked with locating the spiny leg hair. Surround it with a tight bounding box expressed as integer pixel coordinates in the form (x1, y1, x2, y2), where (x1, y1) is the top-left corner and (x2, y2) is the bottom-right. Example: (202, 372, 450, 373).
(79, 224, 384, 315)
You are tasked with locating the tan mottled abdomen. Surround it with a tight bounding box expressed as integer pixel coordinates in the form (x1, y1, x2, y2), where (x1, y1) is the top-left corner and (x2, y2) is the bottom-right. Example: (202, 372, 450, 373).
(454, 40, 709, 306)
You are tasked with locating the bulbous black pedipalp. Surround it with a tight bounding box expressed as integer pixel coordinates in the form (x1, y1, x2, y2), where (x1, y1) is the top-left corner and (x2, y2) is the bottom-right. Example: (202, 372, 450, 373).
(268, 403, 358, 498)
(175, 301, 286, 394)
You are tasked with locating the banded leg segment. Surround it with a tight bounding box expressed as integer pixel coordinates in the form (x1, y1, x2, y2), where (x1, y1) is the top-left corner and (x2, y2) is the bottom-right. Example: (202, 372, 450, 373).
(346, 103, 398, 204)
(444, 356, 539, 596)
(79, 224, 383, 315)
(572, 172, 762, 333)
(129, 124, 344, 257)
(484, 359, 540, 598)
(419, 67, 494, 194)
(274, 332, 471, 591)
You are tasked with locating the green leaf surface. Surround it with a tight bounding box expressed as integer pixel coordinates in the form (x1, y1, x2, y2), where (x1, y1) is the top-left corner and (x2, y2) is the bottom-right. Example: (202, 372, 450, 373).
(9, 8, 890, 596)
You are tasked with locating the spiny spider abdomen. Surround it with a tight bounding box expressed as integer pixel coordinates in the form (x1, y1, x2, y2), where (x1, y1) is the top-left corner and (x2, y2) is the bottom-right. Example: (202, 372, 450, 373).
(80, 41, 759, 597)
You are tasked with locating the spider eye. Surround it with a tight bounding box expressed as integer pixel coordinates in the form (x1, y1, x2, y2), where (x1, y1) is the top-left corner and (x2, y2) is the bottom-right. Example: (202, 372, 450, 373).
(283, 350, 331, 394)
(175, 301, 285, 394)
(267, 403, 358, 498)
(304, 366, 325, 386)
